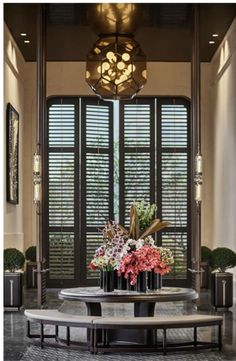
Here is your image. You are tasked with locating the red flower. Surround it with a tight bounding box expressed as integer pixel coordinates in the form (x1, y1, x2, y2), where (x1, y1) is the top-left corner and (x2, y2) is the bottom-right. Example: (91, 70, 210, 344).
(118, 245, 167, 285)
(88, 261, 97, 270)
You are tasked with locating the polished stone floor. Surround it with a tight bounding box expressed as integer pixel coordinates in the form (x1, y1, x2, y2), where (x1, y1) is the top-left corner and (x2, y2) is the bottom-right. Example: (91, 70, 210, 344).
(4, 288, 236, 361)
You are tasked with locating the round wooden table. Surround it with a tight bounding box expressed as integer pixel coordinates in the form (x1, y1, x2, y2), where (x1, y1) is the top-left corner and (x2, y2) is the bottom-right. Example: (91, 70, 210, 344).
(59, 287, 198, 346)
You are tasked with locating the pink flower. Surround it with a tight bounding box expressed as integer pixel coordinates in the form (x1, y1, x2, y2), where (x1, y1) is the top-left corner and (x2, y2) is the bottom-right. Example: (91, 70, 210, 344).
(118, 246, 164, 285)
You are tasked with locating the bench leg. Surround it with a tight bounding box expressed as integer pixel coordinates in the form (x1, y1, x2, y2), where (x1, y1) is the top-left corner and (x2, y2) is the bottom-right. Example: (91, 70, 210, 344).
(194, 326, 197, 347)
(27, 320, 31, 338)
(40, 323, 44, 349)
(94, 329, 98, 354)
(163, 328, 167, 355)
(218, 324, 222, 351)
(66, 326, 70, 346)
(89, 328, 94, 354)
(55, 325, 58, 342)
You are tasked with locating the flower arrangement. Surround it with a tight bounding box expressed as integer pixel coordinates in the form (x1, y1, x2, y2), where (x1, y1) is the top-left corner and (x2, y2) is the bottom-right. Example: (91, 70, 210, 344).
(118, 245, 162, 285)
(89, 221, 128, 271)
(89, 200, 174, 288)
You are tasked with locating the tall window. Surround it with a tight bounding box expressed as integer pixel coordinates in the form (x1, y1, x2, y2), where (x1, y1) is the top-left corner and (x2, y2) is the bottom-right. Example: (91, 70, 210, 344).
(45, 96, 191, 287)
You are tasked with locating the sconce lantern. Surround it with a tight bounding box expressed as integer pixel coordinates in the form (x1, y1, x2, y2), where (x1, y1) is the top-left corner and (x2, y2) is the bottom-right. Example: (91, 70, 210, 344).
(194, 153, 203, 203)
(33, 153, 41, 206)
(86, 35, 147, 100)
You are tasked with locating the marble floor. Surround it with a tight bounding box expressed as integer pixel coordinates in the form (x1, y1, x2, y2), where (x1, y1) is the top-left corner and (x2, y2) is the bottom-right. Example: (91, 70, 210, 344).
(4, 288, 236, 361)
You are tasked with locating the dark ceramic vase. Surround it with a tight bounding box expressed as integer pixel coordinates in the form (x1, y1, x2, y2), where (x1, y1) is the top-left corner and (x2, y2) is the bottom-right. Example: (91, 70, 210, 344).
(136, 271, 147, 292)
(148, 270, 162, 290)
(99, 270, 103, 289)
(103, 270, 115, 292)
(117, 274, 127, 290)
(113, 270, 118, 289)
(126, 276, 137, 291)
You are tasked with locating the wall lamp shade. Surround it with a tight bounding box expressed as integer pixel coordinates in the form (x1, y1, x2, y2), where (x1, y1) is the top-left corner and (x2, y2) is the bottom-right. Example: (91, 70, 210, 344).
(33, 153, 41, 205)
(86, 35, 147, 100)
(194, 153, 203, 203)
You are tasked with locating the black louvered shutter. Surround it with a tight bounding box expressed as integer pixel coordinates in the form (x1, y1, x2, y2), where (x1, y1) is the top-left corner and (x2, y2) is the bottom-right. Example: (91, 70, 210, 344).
(81, 98, 113, 285)
(119, 99, 155, 227)
(157, 98, 191, 286)
(46, 98, 79, 287)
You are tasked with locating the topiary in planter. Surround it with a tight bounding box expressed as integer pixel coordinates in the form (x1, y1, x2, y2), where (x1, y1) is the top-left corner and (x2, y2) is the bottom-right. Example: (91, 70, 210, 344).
(25, 246, 36, 262)
(210, 247, 236, 272)
(4, 248, 25, 272)
(201, 246, 212, 263)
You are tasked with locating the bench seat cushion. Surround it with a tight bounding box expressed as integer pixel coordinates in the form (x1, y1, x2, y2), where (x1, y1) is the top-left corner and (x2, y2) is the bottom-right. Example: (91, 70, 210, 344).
(93, 314, 223, 326)
(24, 309, 98, 325)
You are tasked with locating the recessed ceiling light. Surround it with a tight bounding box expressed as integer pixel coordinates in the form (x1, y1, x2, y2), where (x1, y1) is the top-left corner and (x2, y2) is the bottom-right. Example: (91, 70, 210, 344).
(24, 40, 30, 44)
(209, 40, 215, 45)
(212, 33, 219, 37)
(20, 33, 27, 37)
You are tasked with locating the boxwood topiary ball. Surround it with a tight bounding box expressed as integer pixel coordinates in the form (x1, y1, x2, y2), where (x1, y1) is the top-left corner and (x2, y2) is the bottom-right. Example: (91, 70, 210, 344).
(210, 247, 236, 272)
(25, 246, 36, 262)
(201, 246, 212, 263)
(4, 248, 25, 272)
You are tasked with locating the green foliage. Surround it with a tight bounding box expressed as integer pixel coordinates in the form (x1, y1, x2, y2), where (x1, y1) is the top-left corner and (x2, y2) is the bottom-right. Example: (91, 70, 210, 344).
(201, 246, 212, 263)
(4, 248, 25, 272)
(210, 247, 236, 272)
(135, 200, 157, 233)
(25, 246, 36, 262)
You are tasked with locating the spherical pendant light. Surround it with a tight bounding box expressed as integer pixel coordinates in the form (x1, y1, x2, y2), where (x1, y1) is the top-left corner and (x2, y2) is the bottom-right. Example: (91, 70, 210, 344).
(86, 35, 147, 100)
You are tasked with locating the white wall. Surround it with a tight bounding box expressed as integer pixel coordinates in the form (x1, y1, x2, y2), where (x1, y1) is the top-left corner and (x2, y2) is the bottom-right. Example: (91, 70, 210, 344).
(4, 25, 25, 252)
(210, 19, 236, 290)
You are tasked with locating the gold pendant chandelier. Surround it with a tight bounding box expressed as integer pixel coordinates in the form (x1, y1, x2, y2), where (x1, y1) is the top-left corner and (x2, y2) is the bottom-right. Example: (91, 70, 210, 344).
(86, 4, 147, 100)
(86, 35, 146, 100)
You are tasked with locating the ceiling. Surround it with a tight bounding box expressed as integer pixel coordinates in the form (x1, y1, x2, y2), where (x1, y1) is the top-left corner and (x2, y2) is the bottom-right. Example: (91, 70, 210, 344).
(4, 3, 236, 62)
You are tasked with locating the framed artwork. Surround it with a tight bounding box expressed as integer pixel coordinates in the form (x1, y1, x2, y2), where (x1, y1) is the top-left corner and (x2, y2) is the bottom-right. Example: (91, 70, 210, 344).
(6, 103, 19, 204)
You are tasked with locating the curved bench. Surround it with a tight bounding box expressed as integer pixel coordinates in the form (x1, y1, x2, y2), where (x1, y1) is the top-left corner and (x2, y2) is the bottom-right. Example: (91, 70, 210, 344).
(93, 314, 223, 354)
(24, 309, 98, 351)
(25, 310, 223, 354)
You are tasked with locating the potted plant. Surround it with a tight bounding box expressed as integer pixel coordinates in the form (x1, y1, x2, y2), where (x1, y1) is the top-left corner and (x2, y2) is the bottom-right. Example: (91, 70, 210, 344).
(200, 246, 212, 289)
(25, 246, 37, 288)
(4, 248, 25, 309)
(210, 247, 236, 310)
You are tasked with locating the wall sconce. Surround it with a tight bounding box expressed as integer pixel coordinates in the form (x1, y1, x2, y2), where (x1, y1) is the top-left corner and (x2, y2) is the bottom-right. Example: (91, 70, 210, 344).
(194, 153, 202, 203)
(33, 153, 41, 208)
(86, 34, 147, 100)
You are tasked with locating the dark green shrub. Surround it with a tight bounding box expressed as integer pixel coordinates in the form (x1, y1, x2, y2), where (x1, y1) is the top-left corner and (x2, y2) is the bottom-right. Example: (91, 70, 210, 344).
(201, 246, 212, 263)
(25, 246, 36, 262)
(210, 247, 236, 272)
(4, 248, 25, 272)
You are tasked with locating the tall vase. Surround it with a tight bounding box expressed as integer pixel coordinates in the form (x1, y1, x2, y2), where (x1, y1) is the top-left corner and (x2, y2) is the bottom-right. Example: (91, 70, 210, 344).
(148, 270, 162, 290)
(117, 274, 127, 290)
(103, 270, 114, 292)
(126, 276, 137, 291)
(99, 270, 103, 289)
(136, 271, 147, 292)
(113, 270, 118, 289)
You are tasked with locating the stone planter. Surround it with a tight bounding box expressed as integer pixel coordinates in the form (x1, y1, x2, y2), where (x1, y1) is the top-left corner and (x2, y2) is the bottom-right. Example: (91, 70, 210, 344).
(26, 262, 37, 288)
(211, 272, 233, 309)
(4, 272, 23, 309)
(200, 261, 210, 289)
